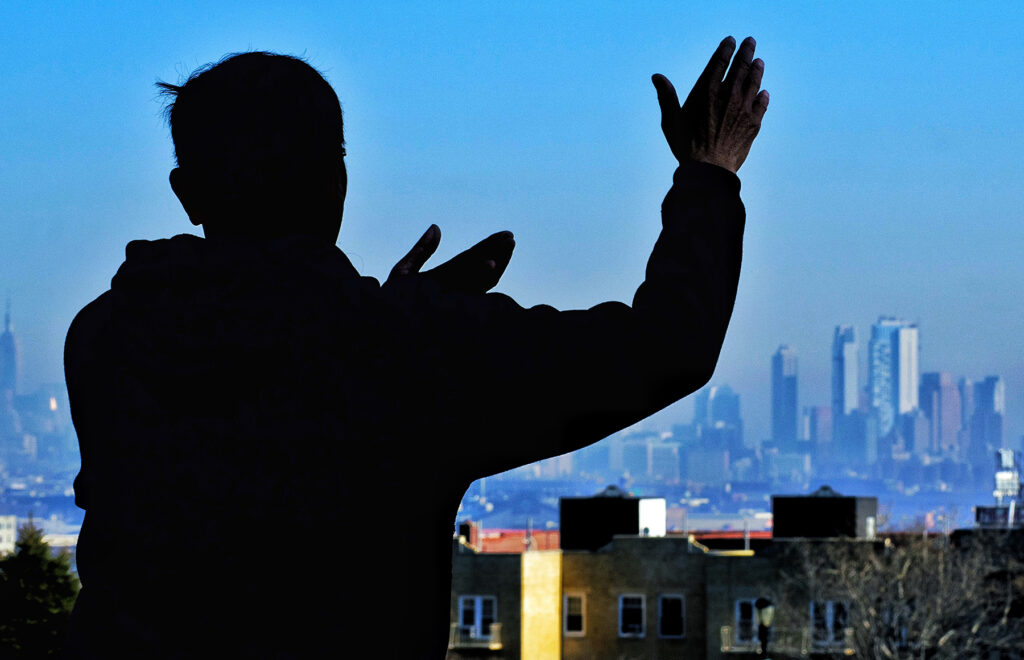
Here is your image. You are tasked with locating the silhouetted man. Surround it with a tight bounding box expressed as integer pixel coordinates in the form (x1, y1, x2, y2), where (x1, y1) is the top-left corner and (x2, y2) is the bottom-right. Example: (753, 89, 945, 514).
(64, 36, 768, 658)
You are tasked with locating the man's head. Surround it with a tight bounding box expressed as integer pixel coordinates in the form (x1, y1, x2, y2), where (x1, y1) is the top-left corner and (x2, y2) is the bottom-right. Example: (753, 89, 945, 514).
(159, 52, 346, 242)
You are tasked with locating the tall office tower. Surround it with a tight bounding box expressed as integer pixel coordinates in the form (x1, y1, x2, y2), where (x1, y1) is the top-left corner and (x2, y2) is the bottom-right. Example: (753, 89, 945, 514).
(831, 326, 858, 454)
(868, 317, 919, 437)
(959, 378, 975, 427)
(975, 375, 1006, 416)
(0, 302, 22, 446)
(693, 384, 742, 430)
(693, 384, 744, 454)
(919, 372, 962, 455)
(772, 345, 798, 451)
(693, 387, 711, 428)
(899, 409, 931, 455)
(802, 406, 833, 463)
(832, 326, 858, 416)
(0, 301, 18, 395)
(708, 385, 742, 430)
(968, 376, 1006, 467)
(958, 378, 975, 456)
(686, 384, 743, 482)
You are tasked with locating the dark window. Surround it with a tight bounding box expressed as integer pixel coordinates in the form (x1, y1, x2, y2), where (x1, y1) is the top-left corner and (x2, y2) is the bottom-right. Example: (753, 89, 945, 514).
(811, 600, 849, 647)
(565, 594, 584, 635)
(736, 599, 755, 642)
(460, 598, 475, 629)
(832, 601, 848, 643)
(812, 600, 829, 644)
(619, 595, 645, 637)
(659, 595, 685, 638)
(458, 595, 497, 639)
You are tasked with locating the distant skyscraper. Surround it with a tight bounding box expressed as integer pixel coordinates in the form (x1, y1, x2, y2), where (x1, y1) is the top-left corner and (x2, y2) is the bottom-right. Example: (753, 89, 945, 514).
(968, 376, 1006, 467)
(693, 387, 710, 428)
(958, 377, 975, 457)
(868, 317, 919, 437)
(693, 384, 742, 429)
(831, 326, 858, 417)
(959, 378, 976, 428)
(0, 301, 18, 395)
(831, 326, 858, 457)
(802, 405, 833, 461)
(708, 385, 742, 430)
(919, 372, 961, 455)
(900, 409, 931, 456)
(693, 384, 744, 454)
(771, 345, 798, 451)
(975, 375, 1006, 416)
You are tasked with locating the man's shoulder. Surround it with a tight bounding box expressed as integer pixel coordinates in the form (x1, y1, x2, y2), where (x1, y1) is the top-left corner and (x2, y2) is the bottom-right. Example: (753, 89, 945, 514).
(66, 292, 113, 353)
(64, 294, 119, 402)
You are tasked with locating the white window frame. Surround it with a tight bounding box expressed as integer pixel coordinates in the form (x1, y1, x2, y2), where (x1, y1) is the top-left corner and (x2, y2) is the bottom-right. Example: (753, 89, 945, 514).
(618, 593, 646, 638)
(563, 591, 586, 637)
(658, 594, 686, 639)
(810, 600, 849, 647)
(458, 595, 497, 640)
(735, 599, 757, 644)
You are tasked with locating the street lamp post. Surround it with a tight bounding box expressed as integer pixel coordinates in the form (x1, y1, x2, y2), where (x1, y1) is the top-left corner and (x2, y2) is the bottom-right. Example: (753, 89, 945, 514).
(755, 597, 775, 656)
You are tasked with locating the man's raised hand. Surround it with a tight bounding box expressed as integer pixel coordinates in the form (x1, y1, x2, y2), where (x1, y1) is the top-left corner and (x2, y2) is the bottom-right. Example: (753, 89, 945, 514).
(652, 36, 769, 173)
(387, 225, 515, 294)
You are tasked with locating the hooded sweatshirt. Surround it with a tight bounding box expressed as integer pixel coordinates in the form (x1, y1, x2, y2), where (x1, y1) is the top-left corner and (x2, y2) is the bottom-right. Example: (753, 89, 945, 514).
(63, 160, 745, 658)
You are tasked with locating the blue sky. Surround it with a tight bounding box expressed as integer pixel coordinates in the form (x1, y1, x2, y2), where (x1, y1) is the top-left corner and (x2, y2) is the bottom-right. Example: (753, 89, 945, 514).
(2, 2, 1022, 447)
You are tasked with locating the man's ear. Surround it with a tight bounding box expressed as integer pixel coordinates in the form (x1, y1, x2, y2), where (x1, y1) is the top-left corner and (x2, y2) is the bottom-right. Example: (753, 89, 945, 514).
(169, 168, 202, 227)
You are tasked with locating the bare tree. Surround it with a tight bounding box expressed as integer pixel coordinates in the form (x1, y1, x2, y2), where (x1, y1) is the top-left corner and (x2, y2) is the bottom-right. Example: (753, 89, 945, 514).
(775, 531, 1024, 659)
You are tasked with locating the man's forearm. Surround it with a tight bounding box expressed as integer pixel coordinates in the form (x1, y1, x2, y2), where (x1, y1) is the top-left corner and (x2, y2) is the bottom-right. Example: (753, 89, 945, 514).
(634, 159, 745, 380)
(608, 159, 746, 419)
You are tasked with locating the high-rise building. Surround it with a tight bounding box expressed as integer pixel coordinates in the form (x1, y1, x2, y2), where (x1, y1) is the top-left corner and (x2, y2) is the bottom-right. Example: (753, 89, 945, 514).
(958, 378, 976, 429)
(708, 385, 742, 431)
(868, 318, 919, 437)
(899, 409, 931, 456)
(968, 376, 1006, 468)
(831, 326, 859, 460)
(0, 300, 18, 395)
(693, 384, 742, 430)
(802, 405, 833, 465)
(831, 326, 858, 417)
(958, 377, 975, 457)
(771, 345, 798, 451)
(919, 372, 962, 455)
(692, 384, 744, 456)
(0, 302, 23, 451)
(975, 376, 1006, 416)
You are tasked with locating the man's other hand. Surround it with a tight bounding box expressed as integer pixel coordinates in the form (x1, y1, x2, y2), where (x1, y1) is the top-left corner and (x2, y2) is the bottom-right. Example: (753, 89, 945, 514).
(387, 225, 515, 294)
(652, 36, 769, 173)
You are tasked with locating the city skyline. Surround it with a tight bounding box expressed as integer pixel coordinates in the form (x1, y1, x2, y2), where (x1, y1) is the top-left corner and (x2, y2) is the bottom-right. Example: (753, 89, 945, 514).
(2, 3, 1022, 447)
(0, 298, 1014, 538)
(734, 319, 1007, 462)
(0, 300, 1016, 460)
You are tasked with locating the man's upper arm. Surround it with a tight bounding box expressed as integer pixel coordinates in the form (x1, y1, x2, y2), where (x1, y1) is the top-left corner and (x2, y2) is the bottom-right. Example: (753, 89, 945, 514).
(399, 160, 745, 477)
(65, 292, 112, 509)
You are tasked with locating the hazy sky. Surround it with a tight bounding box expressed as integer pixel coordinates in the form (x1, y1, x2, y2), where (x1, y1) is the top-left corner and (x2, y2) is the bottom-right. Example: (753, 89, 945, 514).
(3, 2, 1022, 447)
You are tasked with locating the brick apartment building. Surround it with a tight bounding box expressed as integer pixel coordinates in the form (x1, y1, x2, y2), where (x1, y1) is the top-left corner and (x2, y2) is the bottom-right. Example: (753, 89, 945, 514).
(447, 485, 878, 659)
